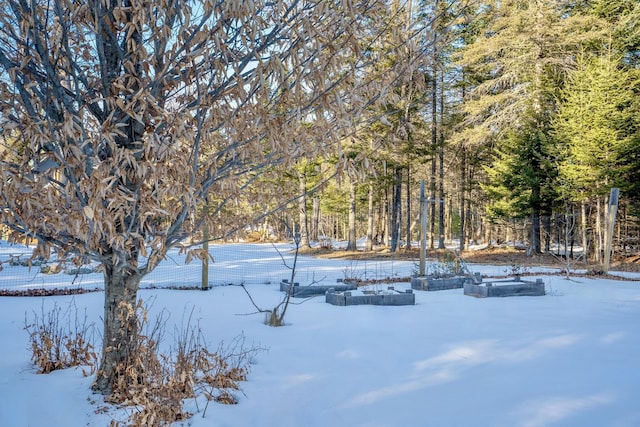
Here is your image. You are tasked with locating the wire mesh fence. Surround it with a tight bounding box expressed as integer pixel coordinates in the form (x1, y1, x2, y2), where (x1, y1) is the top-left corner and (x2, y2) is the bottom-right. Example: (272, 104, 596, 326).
(0, 240, 417, 295)
(0, 243, 102, 294)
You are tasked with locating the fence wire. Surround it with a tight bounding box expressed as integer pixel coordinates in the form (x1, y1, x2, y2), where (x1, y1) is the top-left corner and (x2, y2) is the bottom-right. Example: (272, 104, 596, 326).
(0, 240, 418, 294)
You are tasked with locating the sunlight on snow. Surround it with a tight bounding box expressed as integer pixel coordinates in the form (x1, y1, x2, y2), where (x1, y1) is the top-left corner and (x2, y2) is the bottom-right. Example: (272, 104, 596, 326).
(279, 374, 317, 391)
(343, 334, 582, 408)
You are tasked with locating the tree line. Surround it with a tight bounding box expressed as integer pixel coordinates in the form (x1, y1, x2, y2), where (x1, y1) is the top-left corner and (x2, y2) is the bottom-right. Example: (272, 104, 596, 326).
(253, 0, 639, 261)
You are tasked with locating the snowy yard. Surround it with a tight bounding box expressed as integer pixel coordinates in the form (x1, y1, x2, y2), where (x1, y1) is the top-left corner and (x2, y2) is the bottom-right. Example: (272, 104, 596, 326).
(1, 242, 639, 426)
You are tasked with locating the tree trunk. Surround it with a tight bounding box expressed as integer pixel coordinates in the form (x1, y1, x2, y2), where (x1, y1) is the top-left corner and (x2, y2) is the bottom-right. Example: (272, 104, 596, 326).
(92, 258, 142, 395)
(405, 168, 411, 250)
(484, 220, 491, 246)
(385, 186, 392, 247)
(581, 200, 589, 264)
(377, 195, 385, 246)
(556, 214, 562, 256)
(429, 158, 436, 250)
(390, 168, 402, 252)
(459, 73, 467, 249)
(596, 197, 602, 263)
(438, 69, 445, 250)
(429, 0, 439, 250)
(446, 197, 452, 244)
(463, 186, 471, 249)
(438, 163, 445, 249)
(366, 182, 374, 251)
(528, 174, 543, 255)
(346, 177, 357, 251)
(311, 197, 320, 241)
(298, 172, 311, 248)
(569, 209, 575, 260)
(543, 215, 551, 253)
(530, 211, 542, 255)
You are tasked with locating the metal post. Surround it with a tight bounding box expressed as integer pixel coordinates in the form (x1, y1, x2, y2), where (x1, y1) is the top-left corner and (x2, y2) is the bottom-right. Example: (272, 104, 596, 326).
(201, 204, 210, 290)
(419, 180, 427, 276)
(603, 188, 619, 274)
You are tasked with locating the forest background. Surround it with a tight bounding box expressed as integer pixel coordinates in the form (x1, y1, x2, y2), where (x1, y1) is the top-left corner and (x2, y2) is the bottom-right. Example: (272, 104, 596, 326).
(245, 0, 640, 265)
(2, 0, 639, 262)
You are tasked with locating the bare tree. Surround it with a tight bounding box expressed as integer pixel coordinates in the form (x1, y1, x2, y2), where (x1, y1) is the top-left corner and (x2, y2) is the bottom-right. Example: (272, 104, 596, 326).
(240, 230, 319, 327)
(0, 0, 406, 396)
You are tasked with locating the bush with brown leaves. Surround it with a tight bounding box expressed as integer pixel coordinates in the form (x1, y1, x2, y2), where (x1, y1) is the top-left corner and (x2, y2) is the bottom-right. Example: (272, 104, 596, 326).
(107, 302, 266, 427)
(24, 300, 97, 375)
(25, 298, 264, 427)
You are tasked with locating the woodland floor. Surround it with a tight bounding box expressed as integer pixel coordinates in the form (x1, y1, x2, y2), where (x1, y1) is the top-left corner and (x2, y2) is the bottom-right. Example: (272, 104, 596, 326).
(301, 245, 640, 273)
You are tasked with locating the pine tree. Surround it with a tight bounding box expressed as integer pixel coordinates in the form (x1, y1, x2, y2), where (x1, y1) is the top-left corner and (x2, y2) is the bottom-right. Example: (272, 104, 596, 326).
(458, 0, 602, 253)
(592, 0, 640, 66)
(554, 52, 637, 201)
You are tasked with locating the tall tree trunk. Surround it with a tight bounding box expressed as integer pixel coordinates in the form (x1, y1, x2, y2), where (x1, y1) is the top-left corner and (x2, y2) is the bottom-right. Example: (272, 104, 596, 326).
(484, 219, 491, 246)
(596, 197, 602, 263)
(459, 146, 466, 251)
(438, 69, 445, 249)
(92, 257, 142, 395)
(556, 214, 562, 256)
(446, 197, 452, 244)
(569, 208, 575, 259)
(530, 211, 542, 255)
(528, 154, 543, 255)
(385, 186, 392, 247)
(429, 1, 438, 250)
(311, 197, 320, 241)
(544, 215, 551, 253)
(346, 177, 357, 251)
(403, 0, 414, 251)
(474, 211, 483, 244)
(405, 168, 411, 250)
(437, 155, 445, 249)
(429, 138, 436, 250)
(458, 73, 468, 251)
(298, 172, 311, 248)
(581, 199, 588, 264)
(391, 168, 402, 252)
(464, 193, 471, 248)
(366, 182, 374, 251)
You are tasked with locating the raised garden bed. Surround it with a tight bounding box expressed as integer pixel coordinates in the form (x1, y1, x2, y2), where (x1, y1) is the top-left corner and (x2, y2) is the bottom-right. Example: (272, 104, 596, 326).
(325, 286, 415, 306)
(411, 272, 482, 291)
(280, 279, 356, 298)
(464, 276, 545, 298)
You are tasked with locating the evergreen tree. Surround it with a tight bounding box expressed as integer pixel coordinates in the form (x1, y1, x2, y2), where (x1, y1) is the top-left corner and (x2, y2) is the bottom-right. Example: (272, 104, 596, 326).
(553, 50, 640, 221)
(592, 0, 640, 66)
(459, 0, 602, 253)
(589, 1, 640, 212)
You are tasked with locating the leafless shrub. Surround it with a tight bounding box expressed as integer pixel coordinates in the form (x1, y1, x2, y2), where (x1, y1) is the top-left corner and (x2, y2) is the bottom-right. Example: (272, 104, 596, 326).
(342, 260, 364, 283)
(240, 230, 323, 327)
(419, 250, 470, 278)
(319, 237, 333, 249)
(239, 233, 301, 327)
(198, 334, 265, 416)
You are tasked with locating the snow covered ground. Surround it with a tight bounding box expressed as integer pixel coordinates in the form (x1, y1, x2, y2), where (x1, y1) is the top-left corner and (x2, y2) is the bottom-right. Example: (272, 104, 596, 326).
(1, 241, 639, 426)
